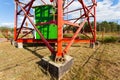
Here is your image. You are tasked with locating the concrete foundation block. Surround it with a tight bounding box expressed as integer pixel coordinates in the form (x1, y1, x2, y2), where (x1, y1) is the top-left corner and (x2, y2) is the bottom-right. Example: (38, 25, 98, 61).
(11, 40, 23, 48)
(40, 55, 73, 80)
(17, 43, 23, 48)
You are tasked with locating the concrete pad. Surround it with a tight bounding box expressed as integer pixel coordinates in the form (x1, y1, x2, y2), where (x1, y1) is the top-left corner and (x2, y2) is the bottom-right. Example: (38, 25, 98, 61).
(40, 55, 73, 80)
(17, 43, 23, 48)
(11, 40, 23, 48)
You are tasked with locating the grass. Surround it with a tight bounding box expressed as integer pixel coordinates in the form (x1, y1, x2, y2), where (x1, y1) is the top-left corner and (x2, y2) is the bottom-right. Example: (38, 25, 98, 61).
(103, 36, 118, 43)
(63, 32, 120, 43)
(63, 33, 74, 38)
(63, 33, 91, 39)
(62, 43, 120, 80)
(96, 32, 120, 43)
(0, 32, 120, 80)
(0, 32, 119, 43)
(0, 41, 120, 80)
(0, 32, 4, 38)
(97, 36, 119, 43)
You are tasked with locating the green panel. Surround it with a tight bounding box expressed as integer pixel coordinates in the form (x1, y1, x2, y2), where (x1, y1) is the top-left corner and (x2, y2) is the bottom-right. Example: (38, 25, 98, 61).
(34, 5, 57, 39)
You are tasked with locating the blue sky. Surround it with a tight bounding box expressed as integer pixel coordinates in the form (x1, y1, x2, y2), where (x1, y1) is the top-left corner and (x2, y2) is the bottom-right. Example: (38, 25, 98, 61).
(96, 0, 120, 22)
(112, 0, 119, 6)
(0, 0, 120, 28)
(0, 0, 14, 27)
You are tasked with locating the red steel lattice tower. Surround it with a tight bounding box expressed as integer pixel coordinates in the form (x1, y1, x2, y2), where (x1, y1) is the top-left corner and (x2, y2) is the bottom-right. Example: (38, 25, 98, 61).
(14, 0, 97, 61)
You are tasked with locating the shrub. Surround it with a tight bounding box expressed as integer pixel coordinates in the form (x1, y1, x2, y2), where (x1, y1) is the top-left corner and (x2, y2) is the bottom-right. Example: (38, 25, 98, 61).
(63, 33, 73, 38)
(103, 36, 118, 43)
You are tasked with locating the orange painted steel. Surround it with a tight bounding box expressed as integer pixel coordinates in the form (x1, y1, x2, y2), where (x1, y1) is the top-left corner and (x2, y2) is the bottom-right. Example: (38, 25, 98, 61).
(56, 0, 64, 57)
(16, 38, 91, 43)
(14, 0, 97, 59)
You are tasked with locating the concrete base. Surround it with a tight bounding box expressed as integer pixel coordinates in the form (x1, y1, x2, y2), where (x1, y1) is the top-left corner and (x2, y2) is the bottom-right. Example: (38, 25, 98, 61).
(40, 55, 73, 80)
(17, 43, 23, 48)
(11, 40, 23, 48)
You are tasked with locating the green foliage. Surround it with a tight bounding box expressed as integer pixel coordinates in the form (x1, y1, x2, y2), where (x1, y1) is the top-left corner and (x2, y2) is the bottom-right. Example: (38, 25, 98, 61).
(63, 21, 120, 33)
(0, 26, 13, 32)
(103, 36, 118, 43)
(83, 22, 91, 32)
(63, 33, 81, 39)
(63, 33, 73, 38)
(0, 26, 13, 39)
(79, 35, 89, 39)
(96, 35, 119, 43)
(63, 25, 77, 33)
(97, 21, 120, 33)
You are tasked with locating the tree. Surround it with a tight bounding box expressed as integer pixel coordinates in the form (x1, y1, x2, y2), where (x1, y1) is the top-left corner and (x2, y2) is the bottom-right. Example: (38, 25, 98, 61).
(109, 22, 117, 32)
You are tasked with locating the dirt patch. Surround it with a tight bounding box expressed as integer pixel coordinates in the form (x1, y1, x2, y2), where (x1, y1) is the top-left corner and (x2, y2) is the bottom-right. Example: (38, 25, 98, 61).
(0, 42, 120, 80)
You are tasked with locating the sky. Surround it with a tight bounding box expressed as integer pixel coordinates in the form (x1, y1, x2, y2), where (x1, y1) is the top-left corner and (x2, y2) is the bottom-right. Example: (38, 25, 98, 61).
(0, 0, 14, 27)
(0, 0, 120, 28)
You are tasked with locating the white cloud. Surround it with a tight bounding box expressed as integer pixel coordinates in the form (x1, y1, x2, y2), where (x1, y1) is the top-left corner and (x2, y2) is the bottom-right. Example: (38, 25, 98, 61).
(18, 16, 34, 28)
(64, 1, 81, 21)
(20, 0, 51, 6)
(17, 0, 120, 23)
(0, 22, 14, 27)
(97, 0, 120, 21)
(64, 0, 120, 22)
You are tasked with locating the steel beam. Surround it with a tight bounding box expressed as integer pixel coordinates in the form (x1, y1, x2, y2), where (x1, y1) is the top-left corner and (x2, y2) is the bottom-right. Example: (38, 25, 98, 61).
(14, 0, 97, 61)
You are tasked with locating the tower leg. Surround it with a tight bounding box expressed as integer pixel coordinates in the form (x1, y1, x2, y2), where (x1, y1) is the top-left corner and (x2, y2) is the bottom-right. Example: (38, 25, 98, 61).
(90, 42, 95, 48)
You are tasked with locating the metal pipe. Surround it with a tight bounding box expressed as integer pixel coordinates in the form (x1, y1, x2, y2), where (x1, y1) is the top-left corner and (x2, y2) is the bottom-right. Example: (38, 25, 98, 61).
(93, 0, 97, 42)
(14, 1, 18, 41)
(16, 0, 34, 40)
(21, 30, 33, 38)
(56, 0, 63, 57)
(63, 3, 96, 54)
(18, 1, 32, 15)
(41, 0, 46, 4)
(63, 0, 74, 10)
(63, 18, 87, 54)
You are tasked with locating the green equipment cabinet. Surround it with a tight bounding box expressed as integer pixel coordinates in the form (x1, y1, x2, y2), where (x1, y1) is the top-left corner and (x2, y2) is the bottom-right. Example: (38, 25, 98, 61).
(34, 5, 57, 39)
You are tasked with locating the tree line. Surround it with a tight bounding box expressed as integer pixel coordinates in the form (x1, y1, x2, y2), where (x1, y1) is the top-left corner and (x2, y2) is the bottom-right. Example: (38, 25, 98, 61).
(84, 21, 120, 33)
(0, 21, 120, 33)
(63, 21, 120, 33)
(0, 26, 13, 32)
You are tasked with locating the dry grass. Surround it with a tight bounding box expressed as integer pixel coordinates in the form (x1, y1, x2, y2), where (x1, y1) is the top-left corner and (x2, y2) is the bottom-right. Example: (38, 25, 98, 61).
(0, 42, 120, 80)
(0, 32, 4, 38)
(97, 32, 120, 42)
(62, 43, 120, 80)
